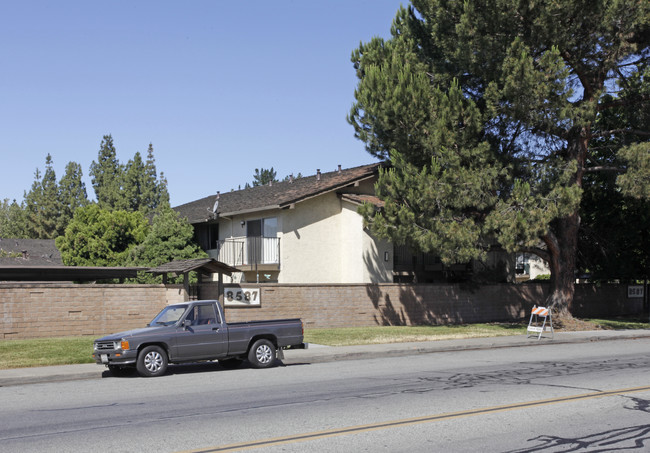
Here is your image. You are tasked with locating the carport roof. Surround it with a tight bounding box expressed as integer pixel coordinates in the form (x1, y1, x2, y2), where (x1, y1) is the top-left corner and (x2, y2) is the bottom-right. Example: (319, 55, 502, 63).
(0, 265, 145, 282)
(0, 259, 239, 282)
(147, 258, 239, 276)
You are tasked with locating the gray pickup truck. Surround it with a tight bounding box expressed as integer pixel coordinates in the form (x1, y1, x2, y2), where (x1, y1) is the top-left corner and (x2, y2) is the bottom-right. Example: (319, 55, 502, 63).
(92, 299, 307, 377)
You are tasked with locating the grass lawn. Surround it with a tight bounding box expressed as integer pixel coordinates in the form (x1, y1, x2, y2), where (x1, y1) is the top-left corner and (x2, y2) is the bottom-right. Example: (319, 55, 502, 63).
(304, 323, 527, 346)
(0, 337, 95, 369)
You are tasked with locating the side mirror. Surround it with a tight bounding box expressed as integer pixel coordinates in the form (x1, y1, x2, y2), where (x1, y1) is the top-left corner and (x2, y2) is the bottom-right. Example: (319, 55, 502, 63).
(183, 319, 193, 329)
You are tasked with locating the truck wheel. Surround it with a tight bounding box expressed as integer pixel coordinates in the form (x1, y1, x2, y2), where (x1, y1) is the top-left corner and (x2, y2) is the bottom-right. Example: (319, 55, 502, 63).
(136, 345, 168, 377)
(248, 339, 276, 369)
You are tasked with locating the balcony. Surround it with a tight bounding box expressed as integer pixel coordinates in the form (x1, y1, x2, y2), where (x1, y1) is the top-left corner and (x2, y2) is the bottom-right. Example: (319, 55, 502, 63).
(207, 237, 280, 271)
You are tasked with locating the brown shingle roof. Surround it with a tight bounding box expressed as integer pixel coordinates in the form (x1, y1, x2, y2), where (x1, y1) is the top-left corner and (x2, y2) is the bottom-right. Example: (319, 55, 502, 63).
(173, 163, 382, 224)
(0, 238, 63, 266)
(148, 258, 239, 276)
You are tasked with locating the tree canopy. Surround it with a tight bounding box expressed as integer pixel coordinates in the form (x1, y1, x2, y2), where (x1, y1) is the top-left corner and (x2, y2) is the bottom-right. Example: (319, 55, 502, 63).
(90, 136, 169, 214)
(350, 0, 650, 316)
(127, 207, 208, 283)
(55, 204, 150, 267)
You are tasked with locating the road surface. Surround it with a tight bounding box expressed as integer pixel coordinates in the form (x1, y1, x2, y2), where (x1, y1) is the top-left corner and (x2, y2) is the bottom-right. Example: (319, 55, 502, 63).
(1, 338, 649, 452)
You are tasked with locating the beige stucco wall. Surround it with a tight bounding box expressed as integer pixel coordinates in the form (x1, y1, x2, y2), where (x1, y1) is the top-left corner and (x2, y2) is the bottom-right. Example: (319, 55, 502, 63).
(209, 177, 393, 284)
(280, 192, 345, 283)
(279, 188, 392, 284)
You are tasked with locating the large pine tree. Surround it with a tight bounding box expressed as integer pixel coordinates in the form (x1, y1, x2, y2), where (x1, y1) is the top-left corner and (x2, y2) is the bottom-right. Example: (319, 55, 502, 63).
(57, 161, 89, 237)
(90, 135, 123, 210)
(350, 0, 650, 317)
(24, 154, 61, 239)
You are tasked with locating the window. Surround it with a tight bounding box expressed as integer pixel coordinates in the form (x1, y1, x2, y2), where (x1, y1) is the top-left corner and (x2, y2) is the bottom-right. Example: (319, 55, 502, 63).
(186, 304, 219, 326)
(263, 217, 277, 237)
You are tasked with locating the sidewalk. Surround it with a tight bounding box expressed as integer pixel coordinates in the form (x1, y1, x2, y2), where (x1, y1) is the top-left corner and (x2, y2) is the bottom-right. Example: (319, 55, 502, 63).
(2, 329, 650, 387)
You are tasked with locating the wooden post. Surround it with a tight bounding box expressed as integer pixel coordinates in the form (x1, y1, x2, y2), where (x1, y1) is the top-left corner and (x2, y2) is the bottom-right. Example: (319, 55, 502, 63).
(218, 272, 224, 305)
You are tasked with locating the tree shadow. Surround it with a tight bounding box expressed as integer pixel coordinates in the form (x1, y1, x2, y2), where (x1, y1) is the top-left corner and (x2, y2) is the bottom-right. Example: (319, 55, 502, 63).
(504, 424, 650, 452)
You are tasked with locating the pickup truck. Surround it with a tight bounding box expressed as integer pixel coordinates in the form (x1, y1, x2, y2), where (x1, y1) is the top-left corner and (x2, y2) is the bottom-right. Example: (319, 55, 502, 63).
(92, 299, 307, 377)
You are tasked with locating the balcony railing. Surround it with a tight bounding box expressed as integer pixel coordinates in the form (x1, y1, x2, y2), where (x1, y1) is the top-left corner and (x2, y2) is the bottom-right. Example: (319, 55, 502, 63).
(207, 237, 280, 270)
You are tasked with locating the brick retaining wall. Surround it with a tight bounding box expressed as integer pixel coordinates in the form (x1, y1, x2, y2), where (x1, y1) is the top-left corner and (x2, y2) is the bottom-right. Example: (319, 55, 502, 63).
(0, 283, 186, 339)
(211, 283, 643, 328)
(0, 282, 644, 339)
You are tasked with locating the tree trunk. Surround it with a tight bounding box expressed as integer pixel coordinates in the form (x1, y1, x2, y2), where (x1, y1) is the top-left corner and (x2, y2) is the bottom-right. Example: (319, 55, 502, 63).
(542, 126, 588, 319)
(543, 213, 579, 319)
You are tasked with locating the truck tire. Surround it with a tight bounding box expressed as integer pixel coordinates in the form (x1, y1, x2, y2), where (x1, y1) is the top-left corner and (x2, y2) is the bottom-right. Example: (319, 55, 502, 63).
(248, 339, 276, 369)
(136, 345, 168, 377)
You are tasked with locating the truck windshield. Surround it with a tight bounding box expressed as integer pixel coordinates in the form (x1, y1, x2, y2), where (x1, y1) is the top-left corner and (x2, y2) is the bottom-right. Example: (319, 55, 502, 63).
(150, 305, 189, 326)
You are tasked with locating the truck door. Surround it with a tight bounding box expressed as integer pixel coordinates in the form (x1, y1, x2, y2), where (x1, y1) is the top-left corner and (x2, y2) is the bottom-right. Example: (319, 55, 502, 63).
(173, 303, 228, 360)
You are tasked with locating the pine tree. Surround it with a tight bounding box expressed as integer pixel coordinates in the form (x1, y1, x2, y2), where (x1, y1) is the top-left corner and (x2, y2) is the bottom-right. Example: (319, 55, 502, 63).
(350, 0, 650, 317)
(57, 161, 89, 236)
(0, 199, 27, 238)
(127, 207, 207, 282)
(141, 143, 161, 215)
(252, 168, 278, 186)
(122, 151, 146, 212)
(90, 135, 124, 210)
(24, 155, 61, 239)
(157, 171, 170, 211)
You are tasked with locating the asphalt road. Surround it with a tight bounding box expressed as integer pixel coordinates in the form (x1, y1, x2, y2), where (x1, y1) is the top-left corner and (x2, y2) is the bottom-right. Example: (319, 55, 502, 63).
(1, 337, 650, 452)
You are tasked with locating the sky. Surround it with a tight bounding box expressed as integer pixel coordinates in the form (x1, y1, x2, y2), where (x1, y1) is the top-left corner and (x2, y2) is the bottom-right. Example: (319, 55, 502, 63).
(0, 0, 404, 207)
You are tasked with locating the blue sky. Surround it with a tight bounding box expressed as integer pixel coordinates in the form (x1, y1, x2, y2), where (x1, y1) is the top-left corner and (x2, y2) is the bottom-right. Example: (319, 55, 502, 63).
(0, 1, 404, 207)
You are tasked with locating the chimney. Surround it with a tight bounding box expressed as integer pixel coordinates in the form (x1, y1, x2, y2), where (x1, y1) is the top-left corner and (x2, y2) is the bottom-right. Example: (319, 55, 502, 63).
(316, 169, 321, 181)
(338, 164, 342, 173)
(269, 180, 273, 186)
(289, 174, 294, 183)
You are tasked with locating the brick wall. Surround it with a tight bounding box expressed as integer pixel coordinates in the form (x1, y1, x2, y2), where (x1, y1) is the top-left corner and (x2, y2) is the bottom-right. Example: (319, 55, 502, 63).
(1, 283, 187, 340)
(1, 282, 644, 340)
(213, 282, 644, 328)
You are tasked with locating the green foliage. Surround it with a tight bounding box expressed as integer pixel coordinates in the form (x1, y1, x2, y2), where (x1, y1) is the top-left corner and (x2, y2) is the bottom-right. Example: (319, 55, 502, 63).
(127, 207, 207, 283)
(57, 161, 90, 236)
(24, 154, 61, 239)
(55, 205, 149, 267)
(89, 135, 123, 211)
(0, 249, 22, 258)
(617, 143, 650, 199)
(252, 167, 278, 187)
(0, 198, 27, 238)
(351, 0, 649, 311)
(89, 136, 170, 216)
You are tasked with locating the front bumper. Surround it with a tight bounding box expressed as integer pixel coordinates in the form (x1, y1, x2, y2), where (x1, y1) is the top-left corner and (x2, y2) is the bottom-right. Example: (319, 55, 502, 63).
(92, 349, 138, 366)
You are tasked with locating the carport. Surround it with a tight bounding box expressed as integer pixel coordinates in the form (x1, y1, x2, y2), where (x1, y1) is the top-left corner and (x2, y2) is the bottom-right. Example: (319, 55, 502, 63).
(147, 258, 240, 301)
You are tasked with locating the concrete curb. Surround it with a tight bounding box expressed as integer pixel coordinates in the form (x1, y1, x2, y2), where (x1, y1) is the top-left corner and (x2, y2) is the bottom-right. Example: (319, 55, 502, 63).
(2, 330, 650, 387)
